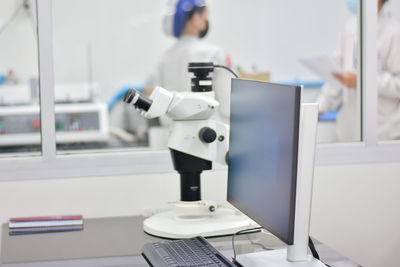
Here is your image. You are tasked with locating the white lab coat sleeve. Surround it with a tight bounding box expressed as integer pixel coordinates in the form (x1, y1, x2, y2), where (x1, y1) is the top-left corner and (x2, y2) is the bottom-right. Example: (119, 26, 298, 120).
(378, 71, 400, 98)
(316, 21, 352, 114)
(316, 47, 344, 113)
(377, 32, 400, 99)
(316, 84, 343, 113)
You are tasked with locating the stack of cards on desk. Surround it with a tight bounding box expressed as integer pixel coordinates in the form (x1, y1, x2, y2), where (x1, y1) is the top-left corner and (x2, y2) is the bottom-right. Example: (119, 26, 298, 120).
(9, 215, 83, 235)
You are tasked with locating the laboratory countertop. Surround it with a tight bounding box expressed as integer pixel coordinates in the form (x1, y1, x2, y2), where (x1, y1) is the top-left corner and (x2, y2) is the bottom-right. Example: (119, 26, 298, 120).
(1, 216, 358, 267)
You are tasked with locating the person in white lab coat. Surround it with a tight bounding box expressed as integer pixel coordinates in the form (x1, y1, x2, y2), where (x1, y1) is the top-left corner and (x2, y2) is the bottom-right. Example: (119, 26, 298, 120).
(317, 0, 400, 141)
(157, 0, 232, 124)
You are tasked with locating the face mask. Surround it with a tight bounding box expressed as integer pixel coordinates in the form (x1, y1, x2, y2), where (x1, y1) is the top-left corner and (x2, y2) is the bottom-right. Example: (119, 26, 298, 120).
(346, 0, 358, 15)
(199, 20, 209, 38)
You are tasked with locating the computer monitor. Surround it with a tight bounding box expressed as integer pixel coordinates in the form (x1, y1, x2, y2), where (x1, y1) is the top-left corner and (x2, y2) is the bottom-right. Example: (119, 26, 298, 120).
(228, 79, 300, 244)
(227, 79, 322, 266)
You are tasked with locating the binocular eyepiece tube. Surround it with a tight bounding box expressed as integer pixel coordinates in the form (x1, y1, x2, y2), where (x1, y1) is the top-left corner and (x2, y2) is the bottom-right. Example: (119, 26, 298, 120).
(123, 89, 153, 112)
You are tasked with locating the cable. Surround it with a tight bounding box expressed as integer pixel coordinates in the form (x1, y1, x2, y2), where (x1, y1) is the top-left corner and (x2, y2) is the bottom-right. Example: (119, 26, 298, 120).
(231, 227, 263, 262)
(246, 230, 274, 251)
(308, 237, 320, 260)
(213, 64, 239, 78)
(309, 237, 331, 267)
(0, 1, 24, 37)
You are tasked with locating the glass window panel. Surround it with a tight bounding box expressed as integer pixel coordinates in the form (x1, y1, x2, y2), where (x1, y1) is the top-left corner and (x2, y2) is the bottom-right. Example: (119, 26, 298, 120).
(377, 0, 400, 141)
(53, 0, 362, 154)
(0, 0, 41, 156)
(207, 0, 362, 143)
(53, 0, 172, 153)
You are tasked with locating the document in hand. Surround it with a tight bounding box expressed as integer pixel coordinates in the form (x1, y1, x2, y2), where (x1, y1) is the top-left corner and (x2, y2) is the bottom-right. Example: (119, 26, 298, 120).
(299, 55, 343, 88)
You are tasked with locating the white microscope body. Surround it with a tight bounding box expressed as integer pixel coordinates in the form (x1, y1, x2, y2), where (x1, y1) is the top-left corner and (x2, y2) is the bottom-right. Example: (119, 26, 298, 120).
(143, 88, 228, 166)
(123, 63, 256, 238)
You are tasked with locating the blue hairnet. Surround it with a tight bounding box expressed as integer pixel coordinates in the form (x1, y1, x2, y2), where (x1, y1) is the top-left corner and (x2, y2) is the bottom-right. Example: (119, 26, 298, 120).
(173, 0, 206, 37)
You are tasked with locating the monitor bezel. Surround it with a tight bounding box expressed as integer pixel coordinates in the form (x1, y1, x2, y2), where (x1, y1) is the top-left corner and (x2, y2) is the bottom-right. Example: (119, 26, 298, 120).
(227, 79, 301, 245)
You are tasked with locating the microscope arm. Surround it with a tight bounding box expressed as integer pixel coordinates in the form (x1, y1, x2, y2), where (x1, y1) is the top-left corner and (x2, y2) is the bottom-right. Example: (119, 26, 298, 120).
(143, 87, 219, 121)
(169, 120, 229, 165)
(123, 87, 229, 165)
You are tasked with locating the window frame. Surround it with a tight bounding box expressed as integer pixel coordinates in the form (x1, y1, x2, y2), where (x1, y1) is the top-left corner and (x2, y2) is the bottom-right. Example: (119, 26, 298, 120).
(0, 0, 398, 182)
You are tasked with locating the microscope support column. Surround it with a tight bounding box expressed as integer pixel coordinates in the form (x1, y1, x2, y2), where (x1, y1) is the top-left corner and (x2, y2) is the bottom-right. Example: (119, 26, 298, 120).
(179, 171, 201, 201)
(170, 149, 212, 202)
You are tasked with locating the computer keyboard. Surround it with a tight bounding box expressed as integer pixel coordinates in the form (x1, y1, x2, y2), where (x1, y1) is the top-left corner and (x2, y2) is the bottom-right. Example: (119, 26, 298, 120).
(142, 236, 235, 267)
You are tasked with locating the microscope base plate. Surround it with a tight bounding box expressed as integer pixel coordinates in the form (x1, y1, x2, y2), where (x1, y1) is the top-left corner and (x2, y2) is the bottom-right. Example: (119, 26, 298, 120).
(143, 207, 257, 239)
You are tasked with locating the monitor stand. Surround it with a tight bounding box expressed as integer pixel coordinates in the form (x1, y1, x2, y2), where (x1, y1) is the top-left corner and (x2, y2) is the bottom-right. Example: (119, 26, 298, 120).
(236, 249, 326, 267)
(143, 201, 258, 239)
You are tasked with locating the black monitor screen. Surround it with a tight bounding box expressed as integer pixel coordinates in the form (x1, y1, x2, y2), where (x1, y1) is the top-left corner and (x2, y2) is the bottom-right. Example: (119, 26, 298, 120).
(227, 79, 301, 245)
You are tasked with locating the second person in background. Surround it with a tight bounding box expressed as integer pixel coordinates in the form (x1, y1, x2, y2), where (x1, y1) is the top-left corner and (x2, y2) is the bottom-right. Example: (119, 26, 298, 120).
(317, 0, 400, 141)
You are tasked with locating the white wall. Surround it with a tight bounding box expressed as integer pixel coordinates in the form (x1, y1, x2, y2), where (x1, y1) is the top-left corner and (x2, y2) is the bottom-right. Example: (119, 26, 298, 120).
(311, 162, 400, 267)
(207, 0, 348, 81)
(50, 0, 349, 100)
(1, 163, 400, 267)
(3, 0, 400, 98)
(391, 0, 400, 19)
(0, 0, 38, 83)
(1, 0, 350, 100)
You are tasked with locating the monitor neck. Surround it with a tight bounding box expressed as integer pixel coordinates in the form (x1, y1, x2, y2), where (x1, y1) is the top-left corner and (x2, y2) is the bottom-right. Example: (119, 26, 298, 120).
(287, 103, 319, 262)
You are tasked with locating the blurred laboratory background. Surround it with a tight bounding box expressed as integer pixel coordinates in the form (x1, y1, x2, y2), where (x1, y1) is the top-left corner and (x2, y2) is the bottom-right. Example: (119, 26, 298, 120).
(1, 0, 400, 155)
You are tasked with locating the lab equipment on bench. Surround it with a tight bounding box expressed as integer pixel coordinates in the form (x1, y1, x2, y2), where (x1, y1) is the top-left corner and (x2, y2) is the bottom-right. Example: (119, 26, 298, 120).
(54, 82, 97, 103)
(0, 82, 96, 106)
(0, 102, 109, 146)
(0, 80, 108, 147)
(123, 62, 255, 239)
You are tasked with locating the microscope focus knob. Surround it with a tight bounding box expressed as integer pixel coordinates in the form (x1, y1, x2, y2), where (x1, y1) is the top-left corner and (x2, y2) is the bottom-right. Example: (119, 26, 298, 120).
(199, 127, 217, 143)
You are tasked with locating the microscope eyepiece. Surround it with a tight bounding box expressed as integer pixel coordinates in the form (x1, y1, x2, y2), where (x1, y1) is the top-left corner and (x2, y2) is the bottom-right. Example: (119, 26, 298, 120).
(123, 88, 153, 112)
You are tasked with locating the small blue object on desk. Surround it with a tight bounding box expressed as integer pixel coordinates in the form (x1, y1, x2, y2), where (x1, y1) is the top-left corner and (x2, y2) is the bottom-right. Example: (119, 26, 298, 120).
(318, 110, 338, 122)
